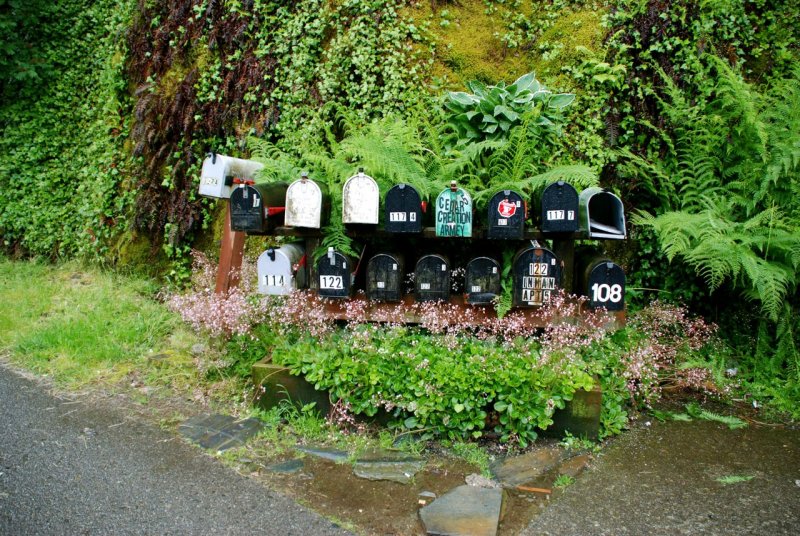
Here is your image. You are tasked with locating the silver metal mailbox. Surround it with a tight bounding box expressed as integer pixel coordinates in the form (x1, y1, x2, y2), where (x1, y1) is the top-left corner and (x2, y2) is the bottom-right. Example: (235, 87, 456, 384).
(285, 173, 329, 228)
(198, 153, 264, 199)
(257, 243, 307, 295)
(342, 170, 380, 225)
(578, 187, 626, 239)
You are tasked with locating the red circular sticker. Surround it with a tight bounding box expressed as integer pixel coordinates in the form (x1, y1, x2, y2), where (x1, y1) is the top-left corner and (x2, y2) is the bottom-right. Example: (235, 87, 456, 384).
(497, 199, 517, 218)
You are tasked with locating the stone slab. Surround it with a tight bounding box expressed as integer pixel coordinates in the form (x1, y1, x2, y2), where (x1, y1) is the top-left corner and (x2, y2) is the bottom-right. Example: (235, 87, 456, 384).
(419, 484, 504, 536)
(296, 445, 349, 463)
(353, 450, 425, 484)
(178, 413, 263, 452)
(267, 459, 305, 474)
(546, 384, 602, 439)
(252, 360, 332, 415)
(490, 446, 568, 488)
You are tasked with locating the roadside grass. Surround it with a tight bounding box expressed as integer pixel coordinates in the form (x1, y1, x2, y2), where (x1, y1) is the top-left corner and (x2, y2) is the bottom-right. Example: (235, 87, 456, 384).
(0, 258, 208, 392)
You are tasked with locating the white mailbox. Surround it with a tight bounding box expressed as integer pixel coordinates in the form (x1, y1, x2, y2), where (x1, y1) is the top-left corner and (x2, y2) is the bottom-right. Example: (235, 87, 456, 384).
(257, 243, 307, 295)
(198, 153, 265, 199)
(285, 173, 330, 228)
(342, 169, 380, 225)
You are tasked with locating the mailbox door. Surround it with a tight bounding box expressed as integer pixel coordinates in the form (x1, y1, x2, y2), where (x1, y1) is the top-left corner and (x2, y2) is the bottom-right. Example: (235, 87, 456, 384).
(366, 253, 404, 302)
(257, 244, 306, 295)
(415, 254, 450, 302)
(317, 251, 353, 298)
(435, 188, 472, 237)
(385, 184, 423, 233)
(465, 257, 501, 304)
(487, 190, 525, 239)
(541, 181, 579, 233)
(585, 260, 625, 311)
(578, 187, 626, 239)
(286, 179, 323, 228)
(342, 173, 380, 225)
(512, 247, 562, 307)
(230, 185, 266, 233)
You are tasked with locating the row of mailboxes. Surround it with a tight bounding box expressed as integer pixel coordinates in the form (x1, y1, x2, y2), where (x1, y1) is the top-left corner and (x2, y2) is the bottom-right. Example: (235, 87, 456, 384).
(199, 154, 626, 239)
(256, 244, 625, 310)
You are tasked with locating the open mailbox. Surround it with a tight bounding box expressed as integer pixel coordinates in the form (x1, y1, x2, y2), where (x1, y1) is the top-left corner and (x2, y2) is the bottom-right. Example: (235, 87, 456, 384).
(342, 170, 380, 225)
(198, 153, 264, 199)
(578, 187, 626, 239)
(257, 243, 307, 295)
(366, 253, 405, 302)
(465, 257, 501, 305)
(415, 254, 450, 302)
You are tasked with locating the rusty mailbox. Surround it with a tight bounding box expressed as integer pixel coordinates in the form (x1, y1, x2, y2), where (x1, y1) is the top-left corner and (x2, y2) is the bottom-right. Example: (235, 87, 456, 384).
(366, 253, 405, 302)
(285, 173, 330, 229)
(342, 169, 380, 225)
(415, 254, 450, 302)
(465, 257, 501, 305)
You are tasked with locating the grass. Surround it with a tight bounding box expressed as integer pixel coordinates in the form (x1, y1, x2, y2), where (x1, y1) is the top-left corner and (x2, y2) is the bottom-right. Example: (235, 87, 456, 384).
(716, 475, 754, 485)
(553, 474, 575, 488)
(0, 258, 205, 389)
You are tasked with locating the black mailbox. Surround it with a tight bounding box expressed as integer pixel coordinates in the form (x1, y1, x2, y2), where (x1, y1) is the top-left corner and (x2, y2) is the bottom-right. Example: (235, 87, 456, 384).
(487, 190, 526, 239)
(366, 253, 405, 302)
(465, 257, 501, 305)
(229, 182, 288, 233)
(540, 181, 579, 233)
(384, 184, 424, 233)
(578, 187, 626, 239)
(512, 246, 562, 307)
(316, 248, 356, 299)
(581, 259, 625, 311)
(415, 254, 450, 302)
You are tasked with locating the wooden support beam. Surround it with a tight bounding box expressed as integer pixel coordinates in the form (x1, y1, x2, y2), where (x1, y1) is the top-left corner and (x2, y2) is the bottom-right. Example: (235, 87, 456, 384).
(215, 203, 246, 294)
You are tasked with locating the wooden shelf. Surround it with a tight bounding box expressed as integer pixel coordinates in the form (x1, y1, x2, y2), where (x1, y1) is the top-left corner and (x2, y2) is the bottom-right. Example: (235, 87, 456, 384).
(269, 226, 582, 241)
(312, 292, 625, 330)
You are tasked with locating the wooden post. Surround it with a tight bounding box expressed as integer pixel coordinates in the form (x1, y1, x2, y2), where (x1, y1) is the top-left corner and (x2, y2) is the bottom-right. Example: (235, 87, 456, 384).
(215, 203, 246, 294)
(552, 238, 575, 294)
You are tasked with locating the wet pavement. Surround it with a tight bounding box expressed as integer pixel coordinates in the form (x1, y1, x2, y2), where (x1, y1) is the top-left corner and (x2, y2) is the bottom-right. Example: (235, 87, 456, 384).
(524, 419, 800, 535)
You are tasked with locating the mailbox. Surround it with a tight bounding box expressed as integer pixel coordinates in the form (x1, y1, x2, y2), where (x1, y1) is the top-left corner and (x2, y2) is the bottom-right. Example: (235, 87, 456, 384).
(257, 243, 307, 295)
(285, 173, 330, 228)
(229, 182, 288, 233)
(512, 246, 562, 307)
(581, 259, 625, 311)
(540, 181, 579, 233)
(384, 184, 424, 233)
(435, 182, 473, 237)
(465, 257, 501, 305)
(342, 170, 380, 225)
(578, 187, 626, 239)
(316, 248, 356, 299)
(415, 254, 450, 302)
(366, 253, 405, 302)
(198, 153, 264, 199)
(487, 190, 526, 239)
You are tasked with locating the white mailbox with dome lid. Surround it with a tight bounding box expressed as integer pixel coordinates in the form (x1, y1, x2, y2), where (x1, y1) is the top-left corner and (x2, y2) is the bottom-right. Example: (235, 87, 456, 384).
(198, 153, 264, 199)
(342, 169, 380, 225)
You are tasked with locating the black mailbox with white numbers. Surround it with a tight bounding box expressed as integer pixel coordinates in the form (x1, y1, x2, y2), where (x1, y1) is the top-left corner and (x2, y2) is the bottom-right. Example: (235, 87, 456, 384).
(465, 257, 501, 305)
(415, 254, 450, 302)
(581, 259, 625, 311)
(578, 187, 626, 239)
(384, 184, 424, 233)
(540, 181, 579, 233)
(229, 182, 288, 233)
(487, 190, 526, 239)
(366, 253, 405, 302)
(512, 246, 562, 307)
(316, 248, 356, 299)
(257, 243, 307, 296)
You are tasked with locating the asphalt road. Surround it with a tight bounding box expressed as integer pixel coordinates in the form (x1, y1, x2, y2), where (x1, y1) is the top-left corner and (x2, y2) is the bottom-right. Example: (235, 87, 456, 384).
(0, 366, 352, 535)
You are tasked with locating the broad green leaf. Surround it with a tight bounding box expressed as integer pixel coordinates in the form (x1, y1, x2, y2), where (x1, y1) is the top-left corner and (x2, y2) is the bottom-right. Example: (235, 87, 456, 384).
(494, 400, 508, 412)
(548, 93, 576, 109)
(465, 110, 480, 120)
(449, 91, 477, 106)
(494, 105, 519, 122)
(481, 114, 498, 124)
(484, 123, 499, 134)
(509, 72, 536, 94)
(454, 403, 465, 413)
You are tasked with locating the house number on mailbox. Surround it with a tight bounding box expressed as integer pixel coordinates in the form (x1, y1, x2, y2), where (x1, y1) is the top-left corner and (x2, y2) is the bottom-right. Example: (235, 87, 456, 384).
(320, 276, 343, 290)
